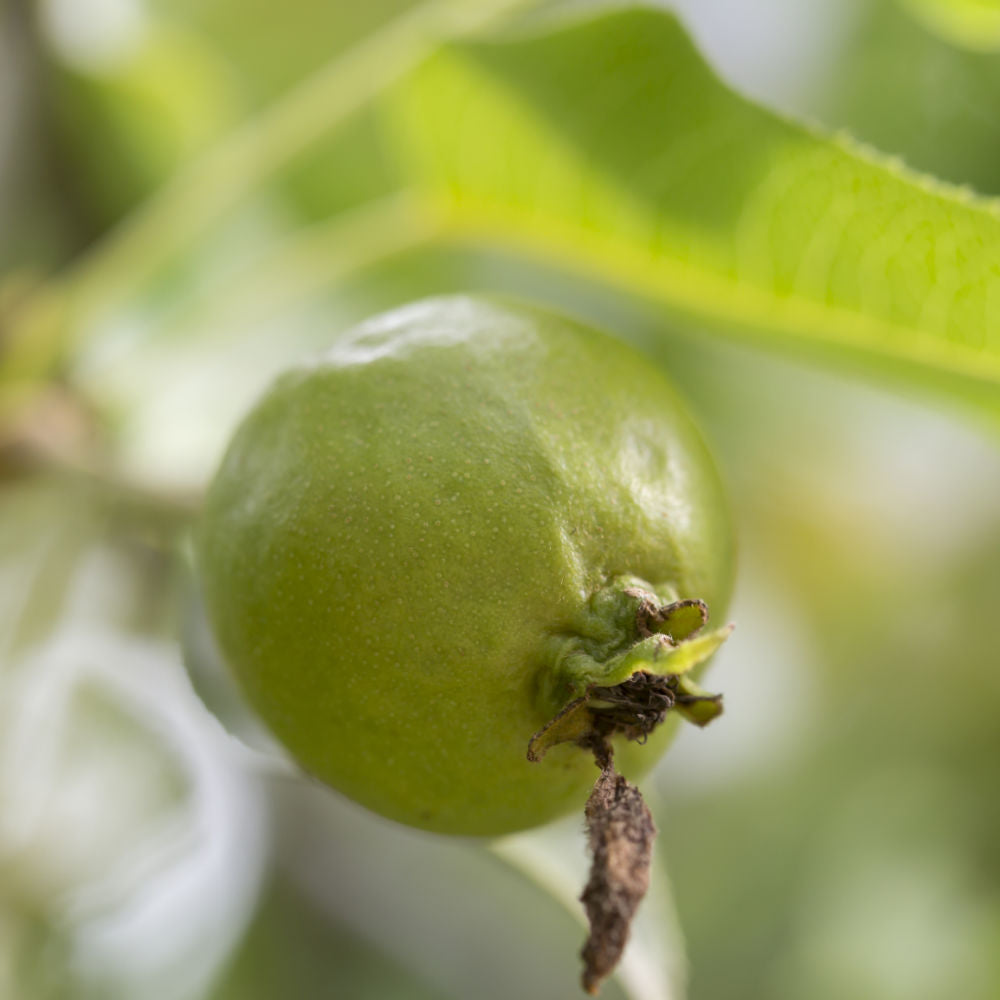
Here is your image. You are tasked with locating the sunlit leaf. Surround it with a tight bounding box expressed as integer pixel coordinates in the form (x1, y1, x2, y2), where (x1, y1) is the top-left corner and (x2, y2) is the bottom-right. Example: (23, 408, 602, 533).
(384, 6, 1000, 418)
(898, 0, 1000, 51)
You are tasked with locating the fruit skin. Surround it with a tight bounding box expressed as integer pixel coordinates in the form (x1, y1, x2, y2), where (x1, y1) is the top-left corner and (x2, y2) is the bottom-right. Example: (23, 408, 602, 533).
(197, 297, 733, 836)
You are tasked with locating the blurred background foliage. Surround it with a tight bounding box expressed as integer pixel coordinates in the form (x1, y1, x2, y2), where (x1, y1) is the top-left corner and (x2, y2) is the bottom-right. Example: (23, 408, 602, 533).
(2, 0, 1000, 998)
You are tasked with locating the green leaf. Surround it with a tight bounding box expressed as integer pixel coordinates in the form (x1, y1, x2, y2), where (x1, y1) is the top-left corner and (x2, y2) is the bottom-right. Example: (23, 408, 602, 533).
(821, 0, 1000, 196)
(383, 5, 1000, 417)
(898, 0, 1000, 51)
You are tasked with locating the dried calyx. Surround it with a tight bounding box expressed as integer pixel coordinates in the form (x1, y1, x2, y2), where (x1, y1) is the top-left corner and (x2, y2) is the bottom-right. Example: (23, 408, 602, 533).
(579, 740, 655, 996)
(528, 579, 732, 995)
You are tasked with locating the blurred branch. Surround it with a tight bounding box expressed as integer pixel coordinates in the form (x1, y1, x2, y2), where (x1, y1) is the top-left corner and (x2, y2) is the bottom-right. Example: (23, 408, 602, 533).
(158, 191, 440, 341)
(0, 386, 199, 538)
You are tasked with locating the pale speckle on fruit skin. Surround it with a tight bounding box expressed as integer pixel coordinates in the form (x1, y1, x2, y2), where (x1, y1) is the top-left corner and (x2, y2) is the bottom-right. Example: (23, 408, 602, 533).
(197, 297, 733, 837)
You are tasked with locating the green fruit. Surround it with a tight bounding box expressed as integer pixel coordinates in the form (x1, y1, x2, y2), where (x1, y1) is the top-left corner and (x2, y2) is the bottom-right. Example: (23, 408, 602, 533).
(197, 297, 733, 836)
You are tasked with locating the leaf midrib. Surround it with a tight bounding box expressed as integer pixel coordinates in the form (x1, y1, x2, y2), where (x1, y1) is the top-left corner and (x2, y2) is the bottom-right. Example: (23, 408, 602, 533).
(407, 40, 1000, 389)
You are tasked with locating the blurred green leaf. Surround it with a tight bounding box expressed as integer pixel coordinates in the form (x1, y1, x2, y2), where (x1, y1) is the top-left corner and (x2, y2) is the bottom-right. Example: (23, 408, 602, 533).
(384, 6, 1000, 421)
(818, 0, 1000, 196)
(48, 21, 243, 226)
(210, 874, 447, 1000)
(40, 0, 414, 231)
(897, 0, 1000, 50)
